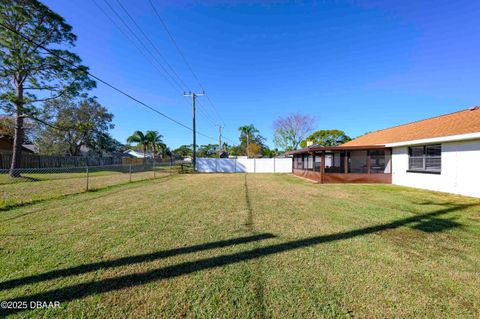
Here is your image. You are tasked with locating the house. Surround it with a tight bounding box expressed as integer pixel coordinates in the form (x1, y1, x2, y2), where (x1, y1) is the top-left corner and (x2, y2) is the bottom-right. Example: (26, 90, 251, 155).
(0, 135, 35, 154)
(122, 149, 153, 159)
(289, 107, 480, 198)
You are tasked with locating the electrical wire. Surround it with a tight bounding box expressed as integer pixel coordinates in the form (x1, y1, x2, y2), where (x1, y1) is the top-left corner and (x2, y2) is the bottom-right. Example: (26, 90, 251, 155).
(149, 0, 226, 126)
(0, 22, 219, 142)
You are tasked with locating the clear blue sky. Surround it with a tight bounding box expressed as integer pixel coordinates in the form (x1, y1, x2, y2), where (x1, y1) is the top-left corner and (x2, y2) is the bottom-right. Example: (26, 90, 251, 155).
(42, 0, 480, 149)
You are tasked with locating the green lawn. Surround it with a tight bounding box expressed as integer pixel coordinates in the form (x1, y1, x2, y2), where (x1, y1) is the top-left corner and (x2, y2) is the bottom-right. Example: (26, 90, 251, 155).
(0, 165, 178, 210)
(0, 174, 479, 318)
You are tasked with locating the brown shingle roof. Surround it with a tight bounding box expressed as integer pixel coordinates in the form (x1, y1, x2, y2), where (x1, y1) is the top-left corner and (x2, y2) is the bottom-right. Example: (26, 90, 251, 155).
(342, 107, 480, 146)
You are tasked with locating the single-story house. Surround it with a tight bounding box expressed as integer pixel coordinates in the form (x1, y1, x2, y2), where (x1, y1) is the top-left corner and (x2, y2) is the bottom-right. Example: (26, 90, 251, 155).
(289, 106, 480, 198)
(122, 149, 154, 159)
(0, 135, 35, 154)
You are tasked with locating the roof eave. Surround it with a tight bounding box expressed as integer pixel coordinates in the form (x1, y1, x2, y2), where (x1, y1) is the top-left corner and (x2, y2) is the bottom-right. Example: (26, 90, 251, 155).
(385, 132, 480, 147)
(286, 144, 388, 155)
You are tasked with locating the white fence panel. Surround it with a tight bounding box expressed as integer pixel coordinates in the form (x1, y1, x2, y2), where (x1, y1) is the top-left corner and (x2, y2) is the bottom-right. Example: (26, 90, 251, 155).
(274, 158, 293, 173)
(235, 158, 255, 172)
(197, 158, 216, 172)
(217, 158, 236, 172)
(255, 158, 275, 173)
(196, 158, 292, 173)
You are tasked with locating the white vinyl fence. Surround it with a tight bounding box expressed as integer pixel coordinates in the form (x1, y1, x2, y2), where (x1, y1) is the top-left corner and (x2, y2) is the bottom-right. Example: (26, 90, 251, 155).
(197, 158, 292, 173)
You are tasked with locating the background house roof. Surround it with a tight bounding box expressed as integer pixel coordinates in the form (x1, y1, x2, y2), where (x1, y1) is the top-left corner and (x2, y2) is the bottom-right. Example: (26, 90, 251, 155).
(342, 107, 480, 146)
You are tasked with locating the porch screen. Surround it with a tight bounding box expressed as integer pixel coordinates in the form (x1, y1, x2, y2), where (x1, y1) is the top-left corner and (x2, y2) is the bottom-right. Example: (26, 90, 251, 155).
(307, 155, 313, 170)
(369, 150, 386, 173)
(348, 151, 368, 173)
(314, 153, 321, 171)
(295, 155, 303, 169)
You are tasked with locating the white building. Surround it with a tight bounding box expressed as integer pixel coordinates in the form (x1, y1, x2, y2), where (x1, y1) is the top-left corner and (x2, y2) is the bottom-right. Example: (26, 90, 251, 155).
(342, 107, 480, 198)
(290, 107, 480, 198)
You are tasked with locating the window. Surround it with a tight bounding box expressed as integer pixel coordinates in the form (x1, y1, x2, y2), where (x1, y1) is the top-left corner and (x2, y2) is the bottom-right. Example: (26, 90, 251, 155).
(408, 144, 441, 173)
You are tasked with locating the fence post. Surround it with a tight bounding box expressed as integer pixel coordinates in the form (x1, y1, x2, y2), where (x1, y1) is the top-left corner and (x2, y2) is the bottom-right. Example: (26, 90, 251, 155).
(234, 158, 237, 173)
(274, 157, 276, 174)
(254, 158, 256, 173)
(153, 160, 156, 179)
(129, 164, 132, 182)
(85, 166, 89, 191)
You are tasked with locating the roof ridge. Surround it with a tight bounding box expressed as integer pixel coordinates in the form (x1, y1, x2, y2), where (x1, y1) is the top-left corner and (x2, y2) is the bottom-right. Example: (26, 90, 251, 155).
(360, 107, 477, 136)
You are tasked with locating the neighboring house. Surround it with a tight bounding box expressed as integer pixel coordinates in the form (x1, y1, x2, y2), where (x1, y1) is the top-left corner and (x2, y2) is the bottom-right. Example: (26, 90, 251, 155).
(123, 149, 154, 159)
(0, 135, 35, 154)
(21, 144, 39, 154)
(289, 107, 480, 198)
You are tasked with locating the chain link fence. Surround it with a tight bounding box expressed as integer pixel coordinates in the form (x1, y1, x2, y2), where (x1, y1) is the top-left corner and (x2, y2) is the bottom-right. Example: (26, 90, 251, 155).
(0, 161, 184, 210)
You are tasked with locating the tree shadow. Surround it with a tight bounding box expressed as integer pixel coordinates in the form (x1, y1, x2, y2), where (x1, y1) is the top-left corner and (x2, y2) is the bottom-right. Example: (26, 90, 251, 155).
(410, 217, 461, 232)
(0, 233, 276, 291)
(0, 202, 475, 316)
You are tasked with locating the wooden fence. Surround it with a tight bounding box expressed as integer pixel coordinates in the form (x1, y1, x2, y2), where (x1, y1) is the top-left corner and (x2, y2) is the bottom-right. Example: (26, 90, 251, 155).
(0, 153, 123, 169)
(0, 152, 179, 169)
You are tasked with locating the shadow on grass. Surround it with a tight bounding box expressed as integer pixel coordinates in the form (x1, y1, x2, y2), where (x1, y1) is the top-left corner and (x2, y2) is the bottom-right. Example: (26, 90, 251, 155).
(0, 202, 475, 316)
(0, 233, 276, 291)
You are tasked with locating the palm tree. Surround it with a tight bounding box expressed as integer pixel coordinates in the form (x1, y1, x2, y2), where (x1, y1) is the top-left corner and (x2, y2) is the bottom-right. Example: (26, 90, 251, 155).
(238, 125, 259, 158)
(145, 130, 164, 160)
(127, 130, 149, 158)
(157, 142, 169, 159)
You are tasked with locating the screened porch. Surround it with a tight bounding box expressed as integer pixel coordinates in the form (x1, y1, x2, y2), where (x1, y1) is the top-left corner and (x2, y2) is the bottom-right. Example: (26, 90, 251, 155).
(290, 146, 392, 184)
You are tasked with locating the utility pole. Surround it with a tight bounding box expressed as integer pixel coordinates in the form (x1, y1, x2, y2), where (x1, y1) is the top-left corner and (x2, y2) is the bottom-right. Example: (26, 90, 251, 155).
(184, 91, 205, 171)
(216, 125, 223, 158)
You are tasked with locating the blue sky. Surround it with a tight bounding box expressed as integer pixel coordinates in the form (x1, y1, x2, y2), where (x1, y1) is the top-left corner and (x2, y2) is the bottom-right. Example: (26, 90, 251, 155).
(42, 0, 480, 149)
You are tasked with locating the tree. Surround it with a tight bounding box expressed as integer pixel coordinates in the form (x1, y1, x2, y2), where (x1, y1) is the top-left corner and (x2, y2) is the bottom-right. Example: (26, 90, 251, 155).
(238, 124, 265, 157)
(145, 130, 163, 160)
(35, 96, 114, 156)
(246, 143, 262, 158)
(0, 115, 34, 142)
(127, 131, 149, 158)
(95, 133, 124, 155)
(300, 129, 351, 148)
(173, 144, 193, 157)
(262, 147, 279, 158)
(197, 144, 219, 158)
(228, 144, 244, 157)
(273, 113, 316, 151)
(158, 143, 171, 159)
(0, 0, 95, 175)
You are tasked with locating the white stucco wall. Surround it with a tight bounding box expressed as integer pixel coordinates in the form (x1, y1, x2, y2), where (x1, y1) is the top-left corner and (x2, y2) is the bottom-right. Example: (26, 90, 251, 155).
(392, 139, 480, 198)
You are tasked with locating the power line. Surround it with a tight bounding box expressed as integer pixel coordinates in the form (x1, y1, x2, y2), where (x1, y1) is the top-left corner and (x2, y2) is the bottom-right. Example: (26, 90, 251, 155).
(195, 99, 217, 126)
(114, 0, 189, 91)
(149, 0, 226, 126)
(97, 0, 229, 140)
(94, 1, 235, 145)
(92, 0, 180, 93)
(0, 22, 219, 143)
(101, 0, 185, 92)
(121, 0, 225, 132)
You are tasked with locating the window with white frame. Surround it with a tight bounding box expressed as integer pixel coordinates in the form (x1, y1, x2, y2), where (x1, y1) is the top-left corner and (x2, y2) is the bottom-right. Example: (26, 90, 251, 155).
(408, 144, 441, 173)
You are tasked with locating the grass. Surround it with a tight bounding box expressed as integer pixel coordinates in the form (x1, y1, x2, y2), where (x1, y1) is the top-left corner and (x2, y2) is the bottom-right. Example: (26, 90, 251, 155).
(0, 165, 178, 210)
(0, 173, 479, 318)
